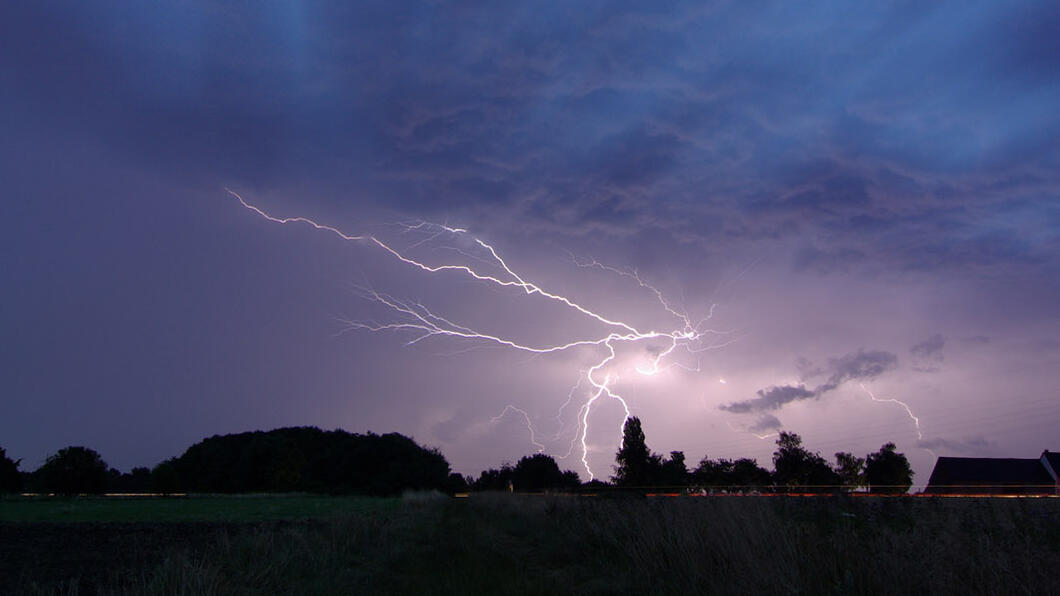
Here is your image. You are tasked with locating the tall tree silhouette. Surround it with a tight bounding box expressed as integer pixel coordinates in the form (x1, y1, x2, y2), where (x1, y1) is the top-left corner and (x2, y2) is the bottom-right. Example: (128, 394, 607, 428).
(612, 417, 662, 487)
(0, 447, 21, 493)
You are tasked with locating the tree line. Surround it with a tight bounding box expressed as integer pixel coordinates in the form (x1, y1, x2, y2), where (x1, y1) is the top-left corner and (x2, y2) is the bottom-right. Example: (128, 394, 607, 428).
(0, 417, 913, 496)
(0, 428, 459, 496)
(468, 417, 913, 494)
(614, 417, 912, 493)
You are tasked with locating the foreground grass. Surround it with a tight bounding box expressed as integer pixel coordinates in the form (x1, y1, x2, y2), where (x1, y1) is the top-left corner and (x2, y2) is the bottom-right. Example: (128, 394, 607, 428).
(0, 494, 395, 523)
(9, 494, 1060, 595)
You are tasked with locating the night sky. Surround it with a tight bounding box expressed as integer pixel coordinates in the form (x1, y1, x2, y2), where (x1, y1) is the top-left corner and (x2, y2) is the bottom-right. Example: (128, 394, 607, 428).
(3, 2, 1059, 486)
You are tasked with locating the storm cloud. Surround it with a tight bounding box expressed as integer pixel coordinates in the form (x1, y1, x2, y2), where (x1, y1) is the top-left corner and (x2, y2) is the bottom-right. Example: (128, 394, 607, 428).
(721, 349, 898, 414)
(1, 2, 1059, 484)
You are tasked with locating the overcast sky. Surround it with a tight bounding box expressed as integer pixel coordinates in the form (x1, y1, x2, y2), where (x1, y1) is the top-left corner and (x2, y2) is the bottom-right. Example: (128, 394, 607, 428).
(3, 1, 1059, 486)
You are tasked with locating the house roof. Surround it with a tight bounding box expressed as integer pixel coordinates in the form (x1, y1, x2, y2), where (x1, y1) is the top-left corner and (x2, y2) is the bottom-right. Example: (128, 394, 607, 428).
(1042, 451, 1060, 481)
(925, 457, 1053, 492)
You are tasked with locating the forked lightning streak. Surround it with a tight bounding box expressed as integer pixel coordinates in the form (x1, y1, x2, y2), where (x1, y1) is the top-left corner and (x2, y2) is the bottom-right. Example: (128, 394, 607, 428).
(227, 189, 730, 479)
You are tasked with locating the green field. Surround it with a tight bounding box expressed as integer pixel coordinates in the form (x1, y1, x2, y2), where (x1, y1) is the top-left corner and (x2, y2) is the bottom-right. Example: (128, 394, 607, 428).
(4, 494, 1060, 595)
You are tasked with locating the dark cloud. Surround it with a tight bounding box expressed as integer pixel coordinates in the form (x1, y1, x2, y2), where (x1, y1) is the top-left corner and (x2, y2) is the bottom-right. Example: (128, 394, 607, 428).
(720, 385, 815, 414)
(2, 0, 1059, 483)
(722, 349, 898, 414)
(748, 414, 783, 434)
(2, 2, 1055, 279)
(813, 350, 899, 394)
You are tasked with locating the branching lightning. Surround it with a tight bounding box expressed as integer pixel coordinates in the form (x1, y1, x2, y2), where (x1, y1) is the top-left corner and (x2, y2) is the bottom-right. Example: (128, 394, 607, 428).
(227, 189, 731, 480)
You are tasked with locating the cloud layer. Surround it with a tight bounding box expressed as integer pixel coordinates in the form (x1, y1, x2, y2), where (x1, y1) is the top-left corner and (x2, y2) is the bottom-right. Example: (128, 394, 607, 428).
(1, 2, 1059, 482)
(722, 349, 898, 414)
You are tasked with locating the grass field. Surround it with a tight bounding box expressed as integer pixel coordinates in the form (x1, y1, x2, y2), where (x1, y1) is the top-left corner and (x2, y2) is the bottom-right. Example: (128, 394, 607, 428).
(0, 494, 396, 523)
(4, 493, 1059, 595)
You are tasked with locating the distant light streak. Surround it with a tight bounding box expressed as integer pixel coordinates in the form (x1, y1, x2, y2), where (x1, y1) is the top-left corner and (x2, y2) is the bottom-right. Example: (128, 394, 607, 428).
(490, 405, 545, 453)
(859, 383, 922, 440)
(228, 190, 732, 480)
(859, 383, 936, 458)
(727, 421, 778, 441)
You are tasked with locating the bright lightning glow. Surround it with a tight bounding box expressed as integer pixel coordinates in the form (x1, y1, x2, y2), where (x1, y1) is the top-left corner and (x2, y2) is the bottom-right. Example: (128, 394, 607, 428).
(227, 189, 732, 480)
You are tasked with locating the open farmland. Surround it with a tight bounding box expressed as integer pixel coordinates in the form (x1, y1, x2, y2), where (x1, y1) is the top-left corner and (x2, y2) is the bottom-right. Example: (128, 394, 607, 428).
(3, 493, 1059, 595)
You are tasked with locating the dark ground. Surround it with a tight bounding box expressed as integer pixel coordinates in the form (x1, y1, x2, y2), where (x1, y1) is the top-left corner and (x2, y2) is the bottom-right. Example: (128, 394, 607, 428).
(0, 521, 252, 594)
(4, 495, 1060, 595)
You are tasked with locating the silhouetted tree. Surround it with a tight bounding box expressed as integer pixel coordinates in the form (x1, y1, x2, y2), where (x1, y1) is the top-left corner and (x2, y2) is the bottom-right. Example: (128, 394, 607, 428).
(693, 456, 771, 493)
(105, 466, 153, 493)
(660, 451, 689, 487)
(864, 442, 913, 494)
(772, 432, 839, 493)
(692, 456, 730, 489)
(612, 417, 663, 487)
(729, 458, 773, 492)
(37, 446, 109, 495)
(511, 454, 581, 491)
(0, 447, 21, 493)
(171, 427, 452, 495)
(834, 452, 866, 492)
(473, 463, 514, 491)
(445, 472, 469, 494)
(150, 461, 180, 495)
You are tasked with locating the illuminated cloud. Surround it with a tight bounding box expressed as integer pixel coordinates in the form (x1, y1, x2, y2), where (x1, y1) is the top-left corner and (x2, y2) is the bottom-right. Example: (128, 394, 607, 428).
(2, 2, 1059, 482)
(720, 385, 815, 414)
(721, 349, 898, 414)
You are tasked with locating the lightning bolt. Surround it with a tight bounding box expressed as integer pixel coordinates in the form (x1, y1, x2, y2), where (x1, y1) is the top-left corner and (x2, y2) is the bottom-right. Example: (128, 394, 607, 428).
(858, 383, 922, 440)
(489, 405, 546, 453)
(226, 189, 731, 480)
(859, 383, 935, 458)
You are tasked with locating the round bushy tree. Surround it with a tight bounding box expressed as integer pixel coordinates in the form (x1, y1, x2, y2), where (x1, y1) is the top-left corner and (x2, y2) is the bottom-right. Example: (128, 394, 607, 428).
(865, 443, 913, 494)
(38, 446, 109, 495)
(512, 453, 580, 491)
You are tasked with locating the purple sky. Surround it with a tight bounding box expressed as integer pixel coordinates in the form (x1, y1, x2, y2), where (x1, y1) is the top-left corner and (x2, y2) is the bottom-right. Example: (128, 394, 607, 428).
(3, 2, 1059, 487)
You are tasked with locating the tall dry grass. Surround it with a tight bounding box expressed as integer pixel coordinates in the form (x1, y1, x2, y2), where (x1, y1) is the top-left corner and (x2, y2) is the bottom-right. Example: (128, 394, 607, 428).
(30, 495, 1059, 595)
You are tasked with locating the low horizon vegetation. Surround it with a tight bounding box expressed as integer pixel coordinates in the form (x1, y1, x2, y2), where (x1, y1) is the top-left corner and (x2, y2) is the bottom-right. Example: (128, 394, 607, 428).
(4, 416, 913, 497)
